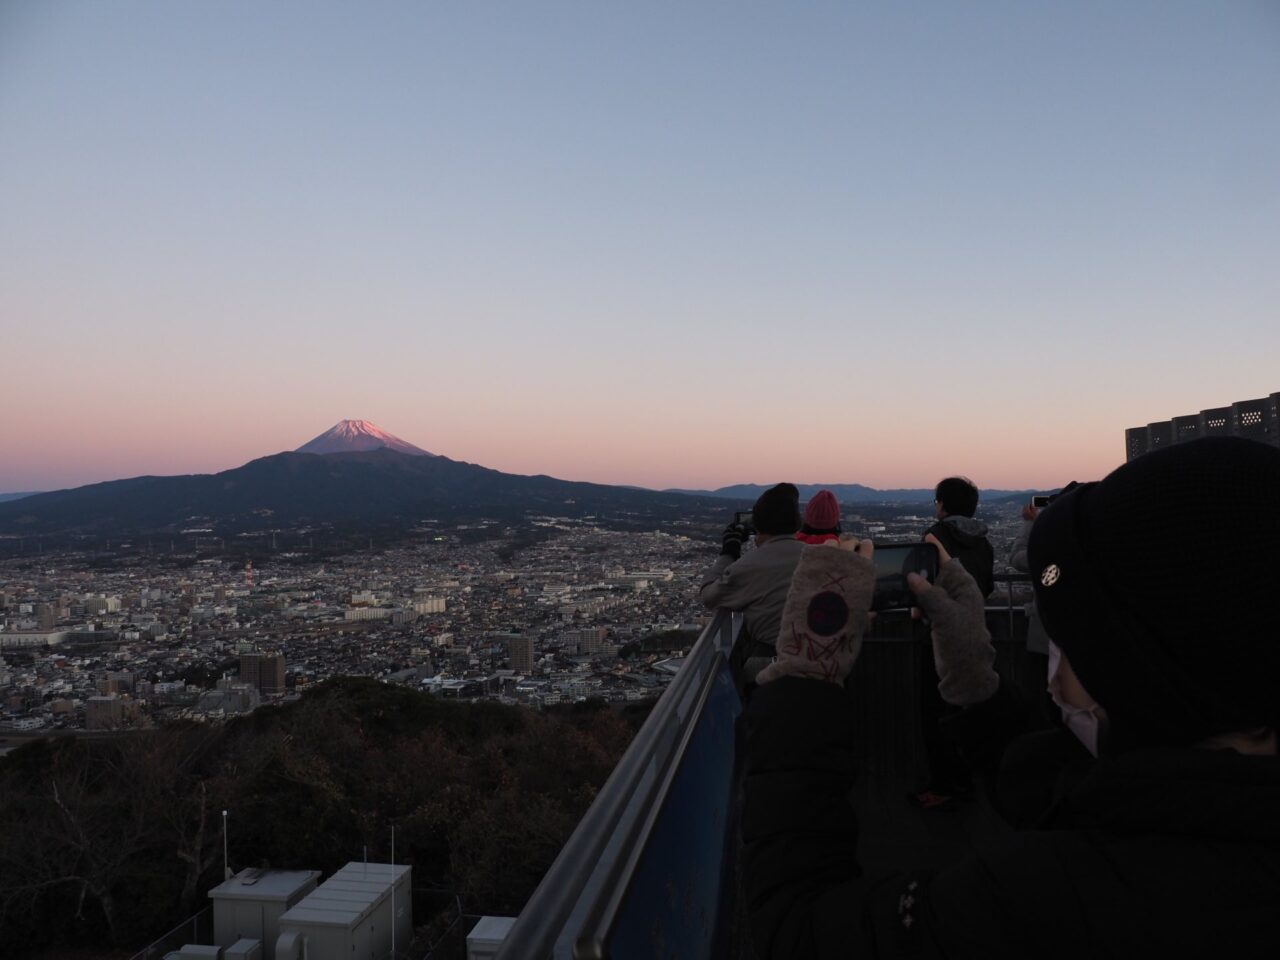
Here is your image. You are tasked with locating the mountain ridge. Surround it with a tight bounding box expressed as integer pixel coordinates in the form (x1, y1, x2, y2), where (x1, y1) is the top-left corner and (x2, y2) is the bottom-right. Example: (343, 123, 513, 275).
(0, 449, 727, 535)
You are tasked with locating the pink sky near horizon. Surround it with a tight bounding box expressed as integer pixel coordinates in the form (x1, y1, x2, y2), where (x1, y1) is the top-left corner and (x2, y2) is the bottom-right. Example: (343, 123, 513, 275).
(3, 3, 1278, 494)
(0, 402, 1163, 493)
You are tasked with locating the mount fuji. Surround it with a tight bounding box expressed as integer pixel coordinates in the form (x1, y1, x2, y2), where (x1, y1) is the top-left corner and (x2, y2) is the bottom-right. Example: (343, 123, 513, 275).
(296, 420, 435, 457)
(0, 423, 726, 535)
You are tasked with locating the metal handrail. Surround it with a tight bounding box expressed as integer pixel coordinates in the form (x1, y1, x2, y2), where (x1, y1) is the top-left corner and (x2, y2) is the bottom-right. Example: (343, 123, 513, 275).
(128, 905, 213, 960)
(495, 591, 1038, 958)
(494, 610, 740, 960)
(574, 650, 730, 957)
(993, 572, 1034, 645)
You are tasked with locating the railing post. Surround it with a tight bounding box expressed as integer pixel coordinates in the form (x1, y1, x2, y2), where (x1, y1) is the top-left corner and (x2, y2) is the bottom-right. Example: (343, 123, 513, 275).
(1007, 578, 1014, 643)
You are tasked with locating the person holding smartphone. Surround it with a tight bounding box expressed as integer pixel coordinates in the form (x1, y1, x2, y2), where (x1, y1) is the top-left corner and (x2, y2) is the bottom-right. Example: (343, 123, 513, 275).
(741, 437, 1280, 958)
(913, 476, 995, 809)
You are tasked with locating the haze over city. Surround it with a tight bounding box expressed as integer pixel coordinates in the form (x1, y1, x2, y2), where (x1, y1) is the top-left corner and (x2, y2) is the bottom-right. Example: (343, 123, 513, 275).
(3, 1, 1278, 493)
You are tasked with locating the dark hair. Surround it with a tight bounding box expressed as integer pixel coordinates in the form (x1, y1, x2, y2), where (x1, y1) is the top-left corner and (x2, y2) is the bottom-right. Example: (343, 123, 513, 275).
(934, 476, 979, 517)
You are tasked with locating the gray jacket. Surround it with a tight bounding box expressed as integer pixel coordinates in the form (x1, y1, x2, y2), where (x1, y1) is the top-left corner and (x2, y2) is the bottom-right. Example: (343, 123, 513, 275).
(698, 536, 805, 649)
(1009, 519, 1051, 655)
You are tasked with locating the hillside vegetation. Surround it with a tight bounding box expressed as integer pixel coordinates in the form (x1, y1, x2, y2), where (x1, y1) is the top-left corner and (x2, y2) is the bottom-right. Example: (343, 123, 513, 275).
(0, 679, 647, 955)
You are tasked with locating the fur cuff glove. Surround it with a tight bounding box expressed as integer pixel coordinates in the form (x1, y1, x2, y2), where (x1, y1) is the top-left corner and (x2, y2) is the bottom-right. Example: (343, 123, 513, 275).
(912, 560, 999, 706)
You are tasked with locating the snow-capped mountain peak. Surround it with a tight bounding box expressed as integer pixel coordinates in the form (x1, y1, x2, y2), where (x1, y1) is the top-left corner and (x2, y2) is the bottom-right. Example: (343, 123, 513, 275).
(296, 419, 435, 457)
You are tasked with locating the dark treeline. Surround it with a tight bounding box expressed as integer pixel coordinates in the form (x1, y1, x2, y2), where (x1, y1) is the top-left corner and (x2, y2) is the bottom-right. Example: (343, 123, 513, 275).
(0, 680, 648, 956)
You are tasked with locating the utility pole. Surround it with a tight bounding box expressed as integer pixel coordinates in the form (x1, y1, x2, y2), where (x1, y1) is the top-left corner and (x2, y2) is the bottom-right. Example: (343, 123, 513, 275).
(223, 809, 230, 880)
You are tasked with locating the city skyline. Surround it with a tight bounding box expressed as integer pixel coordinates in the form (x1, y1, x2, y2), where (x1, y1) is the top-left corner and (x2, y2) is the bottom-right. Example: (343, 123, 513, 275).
(4, 2, 1279, 492)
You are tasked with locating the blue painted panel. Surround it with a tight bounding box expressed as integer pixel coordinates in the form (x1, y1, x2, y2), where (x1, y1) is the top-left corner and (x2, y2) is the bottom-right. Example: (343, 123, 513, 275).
(605, 662, 741, 959)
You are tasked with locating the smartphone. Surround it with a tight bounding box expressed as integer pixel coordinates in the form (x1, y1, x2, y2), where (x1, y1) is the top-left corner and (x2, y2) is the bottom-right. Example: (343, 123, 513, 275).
(733, 510, 755, 533)
(1031, 495, 1051, 508)
(871, 542, 939, 611)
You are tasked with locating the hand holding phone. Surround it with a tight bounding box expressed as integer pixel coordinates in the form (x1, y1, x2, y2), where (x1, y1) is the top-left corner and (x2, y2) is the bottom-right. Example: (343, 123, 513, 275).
(870, 541, 940, 611)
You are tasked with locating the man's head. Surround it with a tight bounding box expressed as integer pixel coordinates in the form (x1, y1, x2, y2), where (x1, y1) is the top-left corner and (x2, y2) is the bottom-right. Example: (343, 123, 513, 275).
(1029, 437, 1280, 753)
(752, 483, 801, 538)
(934, 476, 979, 519)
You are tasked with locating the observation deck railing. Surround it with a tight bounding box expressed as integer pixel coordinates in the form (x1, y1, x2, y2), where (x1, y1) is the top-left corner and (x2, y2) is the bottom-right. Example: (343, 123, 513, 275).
(496, 576, 1039, 959)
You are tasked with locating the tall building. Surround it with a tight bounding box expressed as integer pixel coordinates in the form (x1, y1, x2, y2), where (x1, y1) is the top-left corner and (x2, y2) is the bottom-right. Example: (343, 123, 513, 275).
(240, 651, 286, 695)
(1125, 392, 1280, 461)
(86, 695, 126, 730)
(508, 636, 534, 674)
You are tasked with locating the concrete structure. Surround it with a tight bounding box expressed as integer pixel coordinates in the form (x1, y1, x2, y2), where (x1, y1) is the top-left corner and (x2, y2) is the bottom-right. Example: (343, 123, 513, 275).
(240, 652, 286, 695)
(344, 607, 390, 621)
(273, 862, 411, 960)
(225, 940, 264, 960)
(209, 868, 321, 960)
(169, 946, 222, 960)
(412, 595, 446, 614)
(86, 695, 125, 730)
(1126, 392, 1280, 461)
(466, 916, 516, 960)
(508, 635, 534, 674)
(0, 629, 69, 649)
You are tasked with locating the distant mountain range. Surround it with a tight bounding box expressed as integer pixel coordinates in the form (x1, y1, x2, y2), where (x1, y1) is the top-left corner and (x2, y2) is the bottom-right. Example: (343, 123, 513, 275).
(0, 448, 724, 536)
(0, 492, 40, 503)
(0, 420, 1043, 536)
(666, 483, 1039, 505)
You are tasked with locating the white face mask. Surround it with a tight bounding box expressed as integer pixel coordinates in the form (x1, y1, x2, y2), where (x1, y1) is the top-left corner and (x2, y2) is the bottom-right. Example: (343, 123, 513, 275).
(1047, 641, 1107, 758)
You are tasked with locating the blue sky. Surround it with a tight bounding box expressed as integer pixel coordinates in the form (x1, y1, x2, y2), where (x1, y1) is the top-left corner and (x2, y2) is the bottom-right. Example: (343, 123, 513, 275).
(2, 1, 1278, 490)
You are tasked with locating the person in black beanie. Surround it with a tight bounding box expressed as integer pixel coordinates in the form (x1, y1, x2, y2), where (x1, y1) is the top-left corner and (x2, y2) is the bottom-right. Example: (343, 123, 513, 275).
(1027, 436, 1280, 755)
(741, 437, 1280, 958)
(699, 482, 803, 694)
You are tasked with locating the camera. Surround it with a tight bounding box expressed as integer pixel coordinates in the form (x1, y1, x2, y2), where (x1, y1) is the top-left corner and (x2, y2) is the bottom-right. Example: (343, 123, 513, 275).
(1031, 495, 1051, 508)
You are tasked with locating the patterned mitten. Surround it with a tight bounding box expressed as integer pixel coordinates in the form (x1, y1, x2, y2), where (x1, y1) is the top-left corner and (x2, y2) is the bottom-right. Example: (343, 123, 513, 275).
(911, 560, 999, 705)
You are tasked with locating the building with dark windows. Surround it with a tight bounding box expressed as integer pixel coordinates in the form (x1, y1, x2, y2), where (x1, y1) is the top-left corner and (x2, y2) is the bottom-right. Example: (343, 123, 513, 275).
(1125, 392, 1280, 461)
(508, 635, 534, 674)
(239, 651, 286, 696)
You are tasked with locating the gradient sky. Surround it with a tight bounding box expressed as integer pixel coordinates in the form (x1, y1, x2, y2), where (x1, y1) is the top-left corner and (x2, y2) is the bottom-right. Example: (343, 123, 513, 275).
(3, 1, 1278, 493)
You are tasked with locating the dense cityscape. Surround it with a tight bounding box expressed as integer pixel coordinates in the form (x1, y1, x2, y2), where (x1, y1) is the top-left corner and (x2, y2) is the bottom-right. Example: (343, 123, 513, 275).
(0, 504, 1028, 745)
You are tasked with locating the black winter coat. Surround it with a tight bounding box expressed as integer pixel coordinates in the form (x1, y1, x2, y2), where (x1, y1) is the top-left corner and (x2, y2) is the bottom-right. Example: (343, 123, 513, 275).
(742, 677, 1280, 959)
(925, 519, 995, 599)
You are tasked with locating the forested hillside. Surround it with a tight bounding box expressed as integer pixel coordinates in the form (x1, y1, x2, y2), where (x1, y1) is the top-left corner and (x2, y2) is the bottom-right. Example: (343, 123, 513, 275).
(0, 679, 647, 956)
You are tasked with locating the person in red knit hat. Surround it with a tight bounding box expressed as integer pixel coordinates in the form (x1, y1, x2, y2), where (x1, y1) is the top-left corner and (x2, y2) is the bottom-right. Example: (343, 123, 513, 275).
(796, 489, 842, 545)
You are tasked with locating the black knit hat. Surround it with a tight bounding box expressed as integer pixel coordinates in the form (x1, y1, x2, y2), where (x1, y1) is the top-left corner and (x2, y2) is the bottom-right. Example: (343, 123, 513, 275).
(1028, 437, 1280, 752)
(753, 483, 801, 536)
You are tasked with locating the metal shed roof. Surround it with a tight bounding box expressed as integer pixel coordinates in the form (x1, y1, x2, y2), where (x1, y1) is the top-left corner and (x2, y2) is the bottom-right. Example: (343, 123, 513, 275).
(209, 868, 321, 903)
(279, 862, 410, 930)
